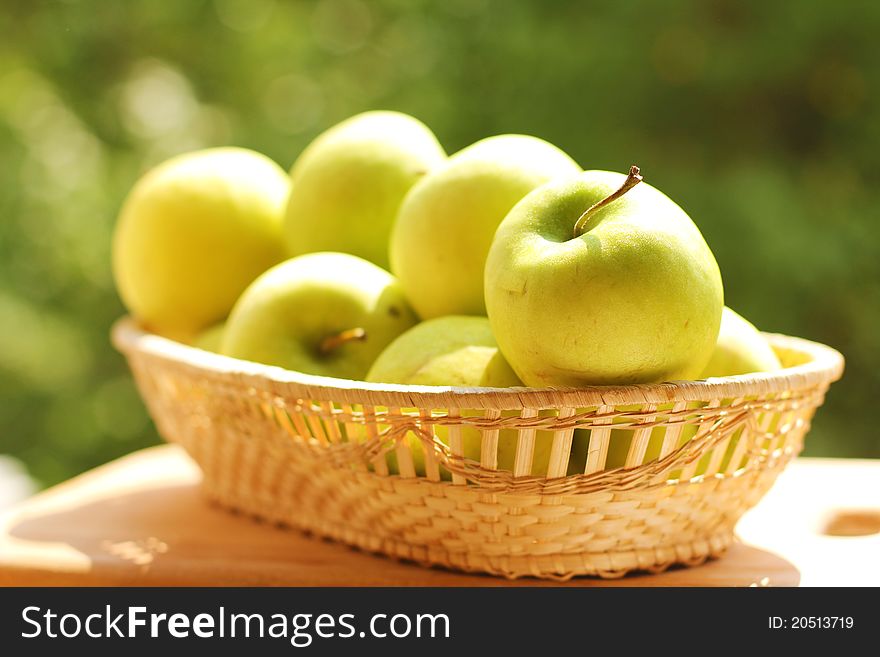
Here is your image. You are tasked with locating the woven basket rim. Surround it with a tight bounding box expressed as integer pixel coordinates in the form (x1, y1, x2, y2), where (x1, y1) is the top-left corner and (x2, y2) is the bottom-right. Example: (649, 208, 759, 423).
(112, 316, 844, 410)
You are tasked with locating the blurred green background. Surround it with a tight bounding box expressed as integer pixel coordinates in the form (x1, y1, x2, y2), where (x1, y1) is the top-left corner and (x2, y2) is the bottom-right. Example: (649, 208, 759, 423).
(1, 0, 877, 488)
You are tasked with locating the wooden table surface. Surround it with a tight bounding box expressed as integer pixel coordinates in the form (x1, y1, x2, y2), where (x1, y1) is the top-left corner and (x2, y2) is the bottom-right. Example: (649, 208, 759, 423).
(0, 446, 877, 587)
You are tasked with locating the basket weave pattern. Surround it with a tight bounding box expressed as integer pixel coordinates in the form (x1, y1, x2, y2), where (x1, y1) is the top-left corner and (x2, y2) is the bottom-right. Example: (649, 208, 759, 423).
(114, 319, 843, 579)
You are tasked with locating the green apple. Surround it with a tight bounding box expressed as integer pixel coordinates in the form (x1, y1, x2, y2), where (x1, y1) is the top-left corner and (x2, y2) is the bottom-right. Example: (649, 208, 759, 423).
(113, 147, 289, 338)
(283, 111, 446, 269)
(605, 308, 782, 470)
(222, 252, 418, 379)
(365, 315, 568, 477)
(390, 135, 580, 318)
(602, 308, 779, 474)
(485, 166, 723, 386)
(603, 405, 699, 471)
(367, 316, 521, 388)
(701, 306, 781, 377)
(192, 321, 225, 353)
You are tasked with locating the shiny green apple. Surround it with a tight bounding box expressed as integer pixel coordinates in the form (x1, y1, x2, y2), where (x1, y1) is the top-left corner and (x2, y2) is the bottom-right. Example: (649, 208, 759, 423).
(113, 148, 289, 338)
(390, 135, 580, 318)
(283, 111, 446, 269)
(485, 166, 723, 386)
(222, 252, 418, 379)
(367, 316, 521, 387)
(701, 306, 781, 377)
(604, 308, 781, 470)
(365, 316, 569, 477)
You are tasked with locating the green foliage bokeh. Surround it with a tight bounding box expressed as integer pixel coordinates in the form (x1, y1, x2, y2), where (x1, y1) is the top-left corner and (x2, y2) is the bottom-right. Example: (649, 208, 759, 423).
(1, 0, 877, 487)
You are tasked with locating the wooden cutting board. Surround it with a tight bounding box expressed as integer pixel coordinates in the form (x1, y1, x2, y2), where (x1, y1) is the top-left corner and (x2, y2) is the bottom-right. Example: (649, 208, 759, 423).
(0, 446, 877, 586)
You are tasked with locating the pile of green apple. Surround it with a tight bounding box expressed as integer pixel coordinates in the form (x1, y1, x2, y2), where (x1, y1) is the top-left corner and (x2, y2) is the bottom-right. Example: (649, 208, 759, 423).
(113, 111, 781, 474)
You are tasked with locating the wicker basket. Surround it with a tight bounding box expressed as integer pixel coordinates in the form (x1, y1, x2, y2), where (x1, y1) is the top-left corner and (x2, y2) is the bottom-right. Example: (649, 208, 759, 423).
(112, 318, 843, 580)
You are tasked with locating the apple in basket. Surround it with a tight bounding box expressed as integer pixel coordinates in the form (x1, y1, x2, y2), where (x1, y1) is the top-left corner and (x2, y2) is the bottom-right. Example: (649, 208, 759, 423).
(603, 305, 783, 470)
(702, 306, 781, 378)
(365, 316, 588, 477)
(485, 165, 724, 387)
(112, 148, 289, 340)
(221, 252, 418, 380)
(390, 134, 580, 319)
(283, 111, 446, 270)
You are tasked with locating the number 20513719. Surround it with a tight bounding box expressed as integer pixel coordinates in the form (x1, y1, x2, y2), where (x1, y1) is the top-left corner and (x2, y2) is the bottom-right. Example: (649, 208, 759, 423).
(769, 617, 854, 630)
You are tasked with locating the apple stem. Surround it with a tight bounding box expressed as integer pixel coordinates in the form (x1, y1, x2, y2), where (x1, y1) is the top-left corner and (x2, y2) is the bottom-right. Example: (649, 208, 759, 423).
(572, 165, 643, 238)
(319, 327, 367, 355)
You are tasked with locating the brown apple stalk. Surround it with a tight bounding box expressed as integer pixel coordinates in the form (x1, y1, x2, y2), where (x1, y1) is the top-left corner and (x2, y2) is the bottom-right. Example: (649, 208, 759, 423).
(572, 165, 643, 238)
(319, 327, 367, 355)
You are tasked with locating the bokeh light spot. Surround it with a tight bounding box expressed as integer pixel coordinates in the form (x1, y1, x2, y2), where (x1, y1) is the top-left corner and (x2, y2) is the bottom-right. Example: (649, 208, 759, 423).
(119, 60, 199, 139)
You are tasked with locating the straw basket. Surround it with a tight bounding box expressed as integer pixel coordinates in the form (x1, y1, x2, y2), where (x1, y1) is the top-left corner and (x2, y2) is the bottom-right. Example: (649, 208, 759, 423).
(113, 318, 843, 580)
